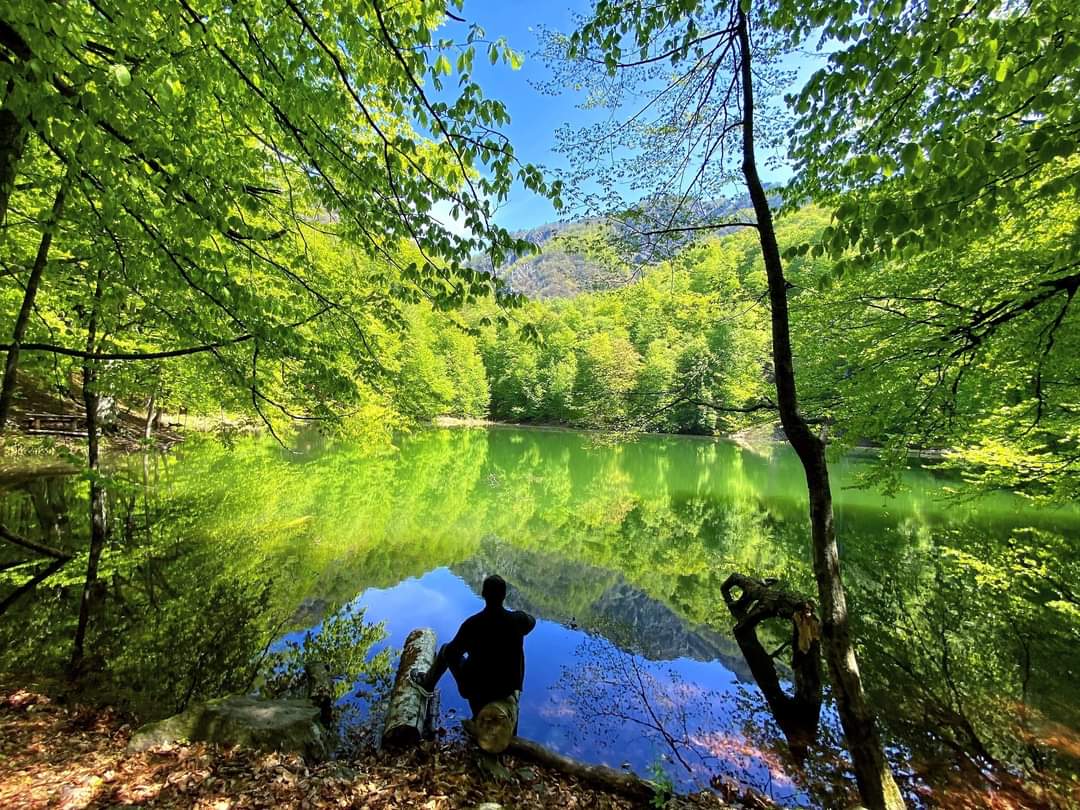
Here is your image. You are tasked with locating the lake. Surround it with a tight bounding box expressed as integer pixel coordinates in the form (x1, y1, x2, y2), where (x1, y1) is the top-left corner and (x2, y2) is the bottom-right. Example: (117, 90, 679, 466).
(1, 426, 1078, 807)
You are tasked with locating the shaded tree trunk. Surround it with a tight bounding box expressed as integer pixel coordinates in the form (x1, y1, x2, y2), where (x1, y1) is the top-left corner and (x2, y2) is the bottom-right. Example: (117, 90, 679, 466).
(736, 11, 904, 809)
(70, 271, 107, 674)
(0, 21, 33, 227)
(0, 103, 26, 228)
(0, 171, 71, 432)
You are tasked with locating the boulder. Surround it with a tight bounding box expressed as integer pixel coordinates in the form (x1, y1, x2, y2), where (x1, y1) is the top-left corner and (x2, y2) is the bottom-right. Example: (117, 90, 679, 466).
(128, 695, 331, 761)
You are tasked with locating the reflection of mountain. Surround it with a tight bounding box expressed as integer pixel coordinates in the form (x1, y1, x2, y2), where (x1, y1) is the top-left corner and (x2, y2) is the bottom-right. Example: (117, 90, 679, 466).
(452, 537, 752, 680)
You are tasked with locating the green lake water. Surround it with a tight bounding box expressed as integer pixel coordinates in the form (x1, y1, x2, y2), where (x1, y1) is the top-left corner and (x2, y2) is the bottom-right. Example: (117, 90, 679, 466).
(1, 426, 1078, 806)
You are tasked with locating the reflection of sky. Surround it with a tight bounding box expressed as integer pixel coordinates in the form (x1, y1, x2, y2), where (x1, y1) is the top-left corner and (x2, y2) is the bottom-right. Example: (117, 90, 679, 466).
(278, 566, 822, 806)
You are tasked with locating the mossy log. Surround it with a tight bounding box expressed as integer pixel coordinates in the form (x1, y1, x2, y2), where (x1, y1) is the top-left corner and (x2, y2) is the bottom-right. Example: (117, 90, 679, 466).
(383, 627, 437, 747)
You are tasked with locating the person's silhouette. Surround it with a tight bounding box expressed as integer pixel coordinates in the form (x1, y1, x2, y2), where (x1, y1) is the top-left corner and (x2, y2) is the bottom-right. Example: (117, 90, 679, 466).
(412, 574, 535, 716)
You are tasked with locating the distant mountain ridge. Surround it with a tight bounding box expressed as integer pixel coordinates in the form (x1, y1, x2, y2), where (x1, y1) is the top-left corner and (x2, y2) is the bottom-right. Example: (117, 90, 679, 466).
(480, 191, 767, 299)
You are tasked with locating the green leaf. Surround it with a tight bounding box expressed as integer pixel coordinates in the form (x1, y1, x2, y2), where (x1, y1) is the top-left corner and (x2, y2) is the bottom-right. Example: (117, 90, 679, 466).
(111, 64, 131, 87)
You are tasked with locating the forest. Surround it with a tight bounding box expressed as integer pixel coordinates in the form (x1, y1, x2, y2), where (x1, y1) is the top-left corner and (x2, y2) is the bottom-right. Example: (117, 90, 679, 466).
(1, 0, 1078, 809)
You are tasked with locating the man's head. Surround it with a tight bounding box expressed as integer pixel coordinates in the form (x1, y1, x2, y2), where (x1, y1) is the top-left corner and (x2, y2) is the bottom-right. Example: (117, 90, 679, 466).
(482, 574, 507, 607)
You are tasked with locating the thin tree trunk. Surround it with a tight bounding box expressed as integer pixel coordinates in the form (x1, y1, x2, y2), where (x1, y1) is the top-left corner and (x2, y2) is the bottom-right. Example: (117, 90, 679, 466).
(736, 11, 904, 809)
(0, 24, 33, 226)
(70, 271, 107, 675)
(144, 388, 157, 439)
(0, 103, 27, 228)
(0, 169, 71, 432)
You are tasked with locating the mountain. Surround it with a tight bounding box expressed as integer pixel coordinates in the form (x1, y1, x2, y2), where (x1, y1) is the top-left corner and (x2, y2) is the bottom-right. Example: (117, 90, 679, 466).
(452, 536, 752, 677)
(472, 219, 629, 299)
(481, 191, 766, 300)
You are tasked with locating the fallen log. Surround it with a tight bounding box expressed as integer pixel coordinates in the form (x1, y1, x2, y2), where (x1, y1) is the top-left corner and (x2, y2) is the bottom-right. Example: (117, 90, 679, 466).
(383, 627, 437, 747)
(507, 735, 658, 802)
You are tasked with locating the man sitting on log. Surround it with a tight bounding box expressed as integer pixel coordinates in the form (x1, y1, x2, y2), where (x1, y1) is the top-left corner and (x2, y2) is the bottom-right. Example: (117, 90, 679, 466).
(411, 574, 535, 750)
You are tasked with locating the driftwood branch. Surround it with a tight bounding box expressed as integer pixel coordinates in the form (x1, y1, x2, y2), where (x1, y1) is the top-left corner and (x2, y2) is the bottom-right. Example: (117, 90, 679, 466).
(0, 523, 71, 560)
(507, 735, 658, 802)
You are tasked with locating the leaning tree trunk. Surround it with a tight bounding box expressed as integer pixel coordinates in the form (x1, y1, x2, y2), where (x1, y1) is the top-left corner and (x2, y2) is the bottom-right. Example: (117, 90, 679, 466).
(736, 11, 904, 809)
(0, 171, 70, 433)
(70, 272, 107, 675)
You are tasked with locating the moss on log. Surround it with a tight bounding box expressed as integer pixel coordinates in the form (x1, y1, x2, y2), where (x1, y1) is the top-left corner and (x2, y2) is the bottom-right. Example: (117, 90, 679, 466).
(383, 627, 437, 748)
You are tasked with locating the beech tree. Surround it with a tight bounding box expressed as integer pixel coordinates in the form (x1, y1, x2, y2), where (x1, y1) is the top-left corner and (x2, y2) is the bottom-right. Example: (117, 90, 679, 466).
(0, 0, 559, 431)
(778, 0, 1079, 499)
(0, 0, 558, 669)
(550, 2, 904, 807)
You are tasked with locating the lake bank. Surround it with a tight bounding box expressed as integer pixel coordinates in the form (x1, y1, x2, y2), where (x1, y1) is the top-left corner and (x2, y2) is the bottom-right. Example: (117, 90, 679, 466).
(0, 677, 737, 810)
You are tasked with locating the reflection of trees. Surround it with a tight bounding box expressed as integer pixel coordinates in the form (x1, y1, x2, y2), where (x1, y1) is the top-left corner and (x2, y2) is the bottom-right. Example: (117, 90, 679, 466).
(848, 533, 1080, 807)
(0, 458, 281, 716)
(3, 425, 1079, 802)
(555, 635, 853, 808)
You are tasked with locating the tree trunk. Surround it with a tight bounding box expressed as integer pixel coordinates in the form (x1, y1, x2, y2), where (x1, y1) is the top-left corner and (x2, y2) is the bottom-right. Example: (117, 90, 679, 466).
(0, 104, 26, 228)
(144, 389, 157, 439)
(70, 272, 107, 675)
(0, 24, 32, 227)
(383, 627, 438, 747)
(0, 171, 71, 433)
(736, 11, 904, 809)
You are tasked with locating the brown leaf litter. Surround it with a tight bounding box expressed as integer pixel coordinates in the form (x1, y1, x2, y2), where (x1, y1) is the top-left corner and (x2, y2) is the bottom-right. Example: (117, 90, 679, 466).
(1, 678, 739, 810)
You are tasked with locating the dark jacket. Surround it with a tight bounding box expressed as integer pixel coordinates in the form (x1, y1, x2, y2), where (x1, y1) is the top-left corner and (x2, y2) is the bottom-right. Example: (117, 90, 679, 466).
(445, 604, 535, 705)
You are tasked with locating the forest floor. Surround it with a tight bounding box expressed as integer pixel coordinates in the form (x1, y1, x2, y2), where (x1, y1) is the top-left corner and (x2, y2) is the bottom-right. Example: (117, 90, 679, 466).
(0, 677, 743, 810)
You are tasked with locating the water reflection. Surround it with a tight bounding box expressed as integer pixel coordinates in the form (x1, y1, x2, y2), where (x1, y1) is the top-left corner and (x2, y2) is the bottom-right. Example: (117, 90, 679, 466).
(1, 427, 1078, 807)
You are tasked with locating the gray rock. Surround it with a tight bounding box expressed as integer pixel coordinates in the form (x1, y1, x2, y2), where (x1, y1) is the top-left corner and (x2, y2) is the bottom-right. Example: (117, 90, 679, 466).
(127, 695, 331, 760)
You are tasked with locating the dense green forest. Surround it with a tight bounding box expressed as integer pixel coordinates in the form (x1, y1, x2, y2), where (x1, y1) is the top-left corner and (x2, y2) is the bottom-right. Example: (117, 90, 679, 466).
(1, 0, 1078, 808)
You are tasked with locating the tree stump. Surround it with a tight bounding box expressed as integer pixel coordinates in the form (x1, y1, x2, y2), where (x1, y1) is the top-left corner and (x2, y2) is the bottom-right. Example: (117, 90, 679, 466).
(721, 572, 823, 762)
(472, 692, 519, 753)
(305, 661, 334, 725)
(383, 627, 437, 747)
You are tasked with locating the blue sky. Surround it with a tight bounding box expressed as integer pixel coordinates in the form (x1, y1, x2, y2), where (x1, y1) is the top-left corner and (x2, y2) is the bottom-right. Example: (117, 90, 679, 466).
(444, 0, 587, 231)
(438, 0, 823, 233)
